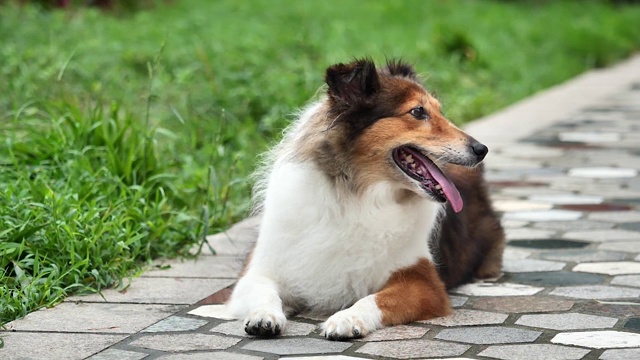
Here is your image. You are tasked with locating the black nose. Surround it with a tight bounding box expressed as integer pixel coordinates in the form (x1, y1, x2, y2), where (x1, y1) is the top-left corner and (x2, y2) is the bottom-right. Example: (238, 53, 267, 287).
(471, 142, 488, 161)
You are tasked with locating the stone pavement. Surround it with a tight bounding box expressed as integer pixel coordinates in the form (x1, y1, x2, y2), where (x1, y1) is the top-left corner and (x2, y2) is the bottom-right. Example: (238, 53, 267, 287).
(3, 54, 640, 359)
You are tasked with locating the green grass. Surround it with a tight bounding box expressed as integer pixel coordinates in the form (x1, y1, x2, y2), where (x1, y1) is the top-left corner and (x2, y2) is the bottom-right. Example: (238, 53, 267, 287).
(2, 0, 640, 325)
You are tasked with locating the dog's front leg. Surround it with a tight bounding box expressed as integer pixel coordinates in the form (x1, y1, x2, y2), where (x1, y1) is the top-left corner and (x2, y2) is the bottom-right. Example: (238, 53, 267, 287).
(228, 273, 287, 337)
(321, 258, 450, 340)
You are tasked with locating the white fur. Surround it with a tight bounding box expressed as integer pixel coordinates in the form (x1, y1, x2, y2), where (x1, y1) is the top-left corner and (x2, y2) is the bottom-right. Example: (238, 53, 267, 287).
(227, 101, 441, 336)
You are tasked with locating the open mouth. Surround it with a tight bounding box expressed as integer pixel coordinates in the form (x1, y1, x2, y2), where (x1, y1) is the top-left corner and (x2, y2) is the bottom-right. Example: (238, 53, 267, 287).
(392, 146, 463, 213)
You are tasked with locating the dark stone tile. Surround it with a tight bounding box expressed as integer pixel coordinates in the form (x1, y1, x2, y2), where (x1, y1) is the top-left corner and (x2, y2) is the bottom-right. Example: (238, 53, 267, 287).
(489, 181, 547, 188)
(508, 271, 604, 287)
(625, 318, 640, 332)
(578, 302, 640, 318)
(196, 286, 233, 305)
(508, 239, 589, 249)
(611, 198, 640, 207)
(559, 204, 632, 212)
(621, 223, 640, 232)
(540, 250, 626, 263)
(472, 296, 574, 313)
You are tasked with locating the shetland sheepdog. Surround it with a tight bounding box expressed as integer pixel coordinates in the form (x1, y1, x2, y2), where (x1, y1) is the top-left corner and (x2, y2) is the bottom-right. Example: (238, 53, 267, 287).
(227, 58, 505, 340)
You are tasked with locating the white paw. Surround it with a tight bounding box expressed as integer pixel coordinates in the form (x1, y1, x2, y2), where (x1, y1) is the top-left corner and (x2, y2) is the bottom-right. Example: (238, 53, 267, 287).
(321, 310, 370, 341)
(243, 308, 287, 337)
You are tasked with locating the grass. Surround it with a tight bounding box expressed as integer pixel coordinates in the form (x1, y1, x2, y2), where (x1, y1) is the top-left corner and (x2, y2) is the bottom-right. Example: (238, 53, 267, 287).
(1, 0, 640, 325)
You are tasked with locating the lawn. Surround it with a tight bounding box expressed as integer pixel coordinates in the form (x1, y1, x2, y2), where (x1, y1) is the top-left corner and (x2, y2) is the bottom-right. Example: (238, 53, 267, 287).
(2, 0, 640, 325)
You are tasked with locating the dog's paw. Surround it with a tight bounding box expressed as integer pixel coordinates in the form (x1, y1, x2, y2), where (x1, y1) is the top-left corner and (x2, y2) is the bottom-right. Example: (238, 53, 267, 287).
(321, 310, 370, 341)
(243, 309, 287, 337)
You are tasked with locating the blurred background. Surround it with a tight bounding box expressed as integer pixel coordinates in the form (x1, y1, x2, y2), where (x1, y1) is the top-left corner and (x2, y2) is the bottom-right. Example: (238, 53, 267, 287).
(1, 0, 640, 324)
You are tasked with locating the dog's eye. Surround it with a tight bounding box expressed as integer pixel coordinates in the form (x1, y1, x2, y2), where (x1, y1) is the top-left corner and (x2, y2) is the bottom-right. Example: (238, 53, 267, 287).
(409, 106, 428, 120)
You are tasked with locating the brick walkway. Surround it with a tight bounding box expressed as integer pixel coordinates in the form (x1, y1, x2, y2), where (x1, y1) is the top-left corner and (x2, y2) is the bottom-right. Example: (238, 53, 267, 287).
(3, 55, 640, 360)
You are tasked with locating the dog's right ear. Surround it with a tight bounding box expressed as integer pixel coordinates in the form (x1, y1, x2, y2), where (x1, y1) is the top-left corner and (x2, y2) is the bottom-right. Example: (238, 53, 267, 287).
(325, 58, 380, 105)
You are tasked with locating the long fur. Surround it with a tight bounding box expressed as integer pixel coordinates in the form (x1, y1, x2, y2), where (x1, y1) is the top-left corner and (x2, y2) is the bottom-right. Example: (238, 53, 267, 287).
(227, 58, 505, 340)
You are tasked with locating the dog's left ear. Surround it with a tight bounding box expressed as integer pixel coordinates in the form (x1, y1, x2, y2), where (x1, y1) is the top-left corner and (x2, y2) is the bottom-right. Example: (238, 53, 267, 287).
(385, 59, 417, 79)
(325, 58, 380, 105)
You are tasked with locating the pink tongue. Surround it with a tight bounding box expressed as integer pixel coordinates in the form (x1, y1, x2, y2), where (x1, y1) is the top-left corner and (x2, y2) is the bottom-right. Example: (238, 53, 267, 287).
(424, 161, 463, 213)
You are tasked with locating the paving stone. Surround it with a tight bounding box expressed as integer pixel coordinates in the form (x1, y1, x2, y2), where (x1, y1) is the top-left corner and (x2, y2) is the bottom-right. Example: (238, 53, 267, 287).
(197, 216, 260, 256)
(472, 296, 574, 313)
(68, 278, 234, 304)
(435, 326, 541, 344)
(503, 247, 533, 259)
(478, 344, 590, 360)
(559, 131, 621, 142)
(502, 210, 582, 222)
(449, 295, 468, 307)
(612, 275, 640, 287)
(505, 228, 556, 240)
(356, 339, 469, 359)
(502, 219, 530, 228)
(129, 333, 240, 352)
(600, 348, 640, 360)
(625, 318, 640, 332)
(142, 316, 208, 332)
(621, 222, 640, 231)
(550, 285, 640, 299)
(143, 256, 242, 279)
(589, 211, 640, 223)
(421, 309, 507, 327)
(241, 338, 351, 355)
(4, 302, 180, 334)
(284, 357, 364, 360)
(503, 259, 565, 272)
(509, 271, 605, 287)
(528, 193, 604, 204)
(508, 239, 589, 249)
(211, 319, 316, 337)
(563, 229, 640, 242)
(515, 313, 617, 330)
(494, 200, 553, 212)
(188, 304, 235, 320)
(197, 287, 233, 305)
(500, 187, 573, 197)
(540, 250, 626, 263)
(87, 349, 148, 360)
(552, 330, 640, 348)
(600, 241, 640, 253)
(0, 332, 126, 360)
(560, 203, 633, 211)
(569, 167, 638, 178)
(453, 282, 543, 296)
(156, 352, 263, 360)
(573, 261, 640, 275)
(357, 324, 428, 341)
(532, 220, 615, 231)
(579, 302, 640, 318)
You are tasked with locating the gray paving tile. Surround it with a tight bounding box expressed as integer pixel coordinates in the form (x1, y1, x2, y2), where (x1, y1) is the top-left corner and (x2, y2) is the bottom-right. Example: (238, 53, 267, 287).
(515, 313, 617, 330)
(421, 309, 507, 327)
(453, 282, 543, 296)
(143, 256, 243, 278)
(142, 316, 208, 332)
(563, 229, 640, 242)
(568, 167, 637, 178)
(188, 304, 235, 320)
(68, 278, 234, 304)
(129, 333, 240, 352)
(532, 220, 615, 231)
(494, 200, 553, 212)
(241, 338, 351, 355)
(528, 193, 603, 204)
(552, 330, 640, 348)
(599, 241, 640, 253)
(509, 271, 605, 287)
(197, 216, 260, 256)
(157, 353, 263, 360)
(540, 250, 626, 262)
(600, 348, 640, 360)
(611, 274, 640, 287)
(87, 349, 148, 360)
(503, 259, 565, 272)
(435, 326, 541, 344)
(573, 261, 640, 275)
(502, 210, 583, 222)
(478, 344, 590, 360)
(449, 295, 468, 307)
(559, 131, 620, 142)
(502, 219, 530, 228)
(284, 356, 364, 360)
(356, 339, 469, 359)
(503, 247, 533, 260)
(589, 211, 640, 223)
(0, 332, 126, 360)
(550, 285, 640, 299)
(472, 296, 574, 313)
(505, 228, 556, 240)
(4, 302, 180, 334)
(357, 324, 428, 341)
(211, 319, 316, 337)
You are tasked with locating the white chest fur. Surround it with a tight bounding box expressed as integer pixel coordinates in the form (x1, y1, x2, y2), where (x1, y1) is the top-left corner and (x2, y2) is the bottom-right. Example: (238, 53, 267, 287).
(246, 161, 440, 314)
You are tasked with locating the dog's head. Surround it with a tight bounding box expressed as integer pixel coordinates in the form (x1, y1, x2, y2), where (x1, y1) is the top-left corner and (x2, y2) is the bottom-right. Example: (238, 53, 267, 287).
(322, 58, 487, 212)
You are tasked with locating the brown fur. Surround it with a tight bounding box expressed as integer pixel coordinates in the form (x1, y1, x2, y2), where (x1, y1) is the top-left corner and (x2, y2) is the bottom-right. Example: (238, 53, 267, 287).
(376, 258, 451, 325)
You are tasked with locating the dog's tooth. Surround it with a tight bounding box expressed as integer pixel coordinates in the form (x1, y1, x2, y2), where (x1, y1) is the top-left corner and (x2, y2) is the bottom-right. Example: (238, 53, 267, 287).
(435, 184, 442, 190)
(406, 155, 414, 163)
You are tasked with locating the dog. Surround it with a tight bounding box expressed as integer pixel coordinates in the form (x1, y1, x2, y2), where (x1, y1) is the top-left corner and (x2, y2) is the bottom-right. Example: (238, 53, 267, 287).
(227, 58, 505, 340)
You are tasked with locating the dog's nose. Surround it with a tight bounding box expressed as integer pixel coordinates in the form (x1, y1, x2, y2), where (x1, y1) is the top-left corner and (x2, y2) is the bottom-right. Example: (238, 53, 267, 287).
(471, 141, 488, 161)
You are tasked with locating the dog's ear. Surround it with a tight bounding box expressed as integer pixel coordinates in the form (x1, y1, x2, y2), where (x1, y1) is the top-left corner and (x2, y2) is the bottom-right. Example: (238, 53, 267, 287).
(385, 59, 417, 79)
(325, 58, 380, 105)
